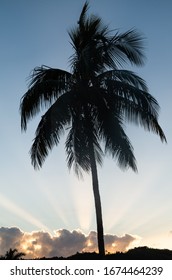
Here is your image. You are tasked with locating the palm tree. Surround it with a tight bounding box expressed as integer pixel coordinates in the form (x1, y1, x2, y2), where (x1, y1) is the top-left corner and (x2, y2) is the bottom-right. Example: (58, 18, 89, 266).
(20, 2, 166, 256)
(4, 248, 25, 260)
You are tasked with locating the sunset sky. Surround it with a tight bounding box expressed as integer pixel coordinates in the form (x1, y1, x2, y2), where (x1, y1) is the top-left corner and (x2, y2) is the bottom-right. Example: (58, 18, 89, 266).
(0, 0, 172, 258)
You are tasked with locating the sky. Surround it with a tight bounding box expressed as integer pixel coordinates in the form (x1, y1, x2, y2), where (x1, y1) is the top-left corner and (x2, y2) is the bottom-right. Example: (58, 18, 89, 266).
(0, 0, 172, 258)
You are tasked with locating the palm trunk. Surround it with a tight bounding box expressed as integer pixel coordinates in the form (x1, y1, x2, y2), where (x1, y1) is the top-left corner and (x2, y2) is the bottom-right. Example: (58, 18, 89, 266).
(89, 142, 105, 256)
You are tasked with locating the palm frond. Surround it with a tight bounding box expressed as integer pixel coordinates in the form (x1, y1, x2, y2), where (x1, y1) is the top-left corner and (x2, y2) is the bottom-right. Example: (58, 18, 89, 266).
(97, 73, 166, 143)
(65, 115, 103, 177)
(5, 248, 25, 260)
(20, 66, 72, 131)
(98, 70, 148, 91)
(98, 111, 137, 171)
(78, 1, 89, 26)
(30, 92, 72, 169)
(65, 126, 91, 177)
(112, 28, 146, 66)
(69, 6, 114, 76)
(107, 80, 166, 142)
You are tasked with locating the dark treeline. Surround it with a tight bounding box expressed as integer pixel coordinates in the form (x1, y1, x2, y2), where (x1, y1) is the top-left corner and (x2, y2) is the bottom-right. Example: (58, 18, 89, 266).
(1, 246, 172, 260)
(39, 246, 172, 260)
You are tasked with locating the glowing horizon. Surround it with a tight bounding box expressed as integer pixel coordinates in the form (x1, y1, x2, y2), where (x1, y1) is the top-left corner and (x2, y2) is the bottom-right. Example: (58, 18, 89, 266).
(0, 226, 141, 258)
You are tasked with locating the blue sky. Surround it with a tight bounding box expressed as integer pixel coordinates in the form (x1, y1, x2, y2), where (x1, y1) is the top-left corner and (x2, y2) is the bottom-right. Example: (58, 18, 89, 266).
(0, 0, 172, 258)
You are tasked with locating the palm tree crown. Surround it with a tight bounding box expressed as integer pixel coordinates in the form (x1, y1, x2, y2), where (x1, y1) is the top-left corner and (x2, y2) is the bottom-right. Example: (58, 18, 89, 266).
(4, 248, 25, 260)
(20, 2, 166, 256)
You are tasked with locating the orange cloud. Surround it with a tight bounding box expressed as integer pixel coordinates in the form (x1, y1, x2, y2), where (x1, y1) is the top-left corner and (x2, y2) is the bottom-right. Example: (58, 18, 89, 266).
(0, 227, 140, 258)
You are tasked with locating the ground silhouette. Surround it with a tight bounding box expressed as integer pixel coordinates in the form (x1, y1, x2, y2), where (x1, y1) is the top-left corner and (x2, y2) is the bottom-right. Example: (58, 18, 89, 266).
(37, 246, 172, 260)
(1, 246, 172, 260)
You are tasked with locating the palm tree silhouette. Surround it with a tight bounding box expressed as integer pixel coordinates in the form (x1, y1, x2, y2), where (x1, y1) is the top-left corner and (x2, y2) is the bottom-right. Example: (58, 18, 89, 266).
(4, 248, 25, 260)
(20, 2, 166, 256)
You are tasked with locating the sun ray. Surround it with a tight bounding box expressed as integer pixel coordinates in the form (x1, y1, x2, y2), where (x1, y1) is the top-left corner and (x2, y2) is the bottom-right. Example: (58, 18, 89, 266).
(0, 192, 50, 232)
(38, 183, 70, 226)
(69, 173, 94, 233)
(29, 165, 74, 229)
(102, 164, 164, 233)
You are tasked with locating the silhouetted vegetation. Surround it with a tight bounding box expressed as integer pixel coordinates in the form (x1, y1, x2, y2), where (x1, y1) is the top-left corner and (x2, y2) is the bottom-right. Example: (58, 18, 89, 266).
(1, 246, 172, 260)
(0, 248, 25, 260)
(39, 247, 172, 260)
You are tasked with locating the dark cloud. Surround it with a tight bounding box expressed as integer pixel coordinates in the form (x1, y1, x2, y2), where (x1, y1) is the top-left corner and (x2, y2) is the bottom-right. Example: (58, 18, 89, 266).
(105, 233, 136, 252)
(0, 227, 23, 253)
(0, 227, 140, 258)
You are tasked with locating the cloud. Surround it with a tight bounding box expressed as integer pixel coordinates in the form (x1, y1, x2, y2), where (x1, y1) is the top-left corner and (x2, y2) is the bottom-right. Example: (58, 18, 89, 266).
(86, 231, 140, 253)
(0, 227, 23, 252)
(0, 227, 140, 258)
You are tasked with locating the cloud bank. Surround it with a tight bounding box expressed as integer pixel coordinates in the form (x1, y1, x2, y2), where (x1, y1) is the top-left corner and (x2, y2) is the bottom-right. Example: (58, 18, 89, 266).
(0, 227, 140, 258)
